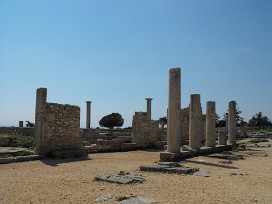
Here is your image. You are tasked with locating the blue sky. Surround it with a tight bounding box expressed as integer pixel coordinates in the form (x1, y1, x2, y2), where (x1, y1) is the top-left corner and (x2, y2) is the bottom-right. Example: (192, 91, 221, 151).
(0, 0, 271, 128)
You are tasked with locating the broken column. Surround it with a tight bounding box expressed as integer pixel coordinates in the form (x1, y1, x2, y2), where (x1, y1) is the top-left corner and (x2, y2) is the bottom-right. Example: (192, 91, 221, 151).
(145, 98, 152, 120)
(167, 68, 181, 153)
(35, 88, 47, 154)
(228, 101, 236, 145)
(189, 94, 202, 150)
(206, 101, 216, 147)
(86, 101, 92, 129)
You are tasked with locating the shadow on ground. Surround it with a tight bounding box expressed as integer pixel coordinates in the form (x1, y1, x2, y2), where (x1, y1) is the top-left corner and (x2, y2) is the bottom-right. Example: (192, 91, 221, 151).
(41, 156, 92, 167)
(142, 149, 162, 153)
(185, 159, 239, 169)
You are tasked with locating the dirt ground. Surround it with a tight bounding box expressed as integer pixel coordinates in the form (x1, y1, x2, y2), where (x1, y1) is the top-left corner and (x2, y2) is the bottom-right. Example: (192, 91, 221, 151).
(1, 141, 272, 204)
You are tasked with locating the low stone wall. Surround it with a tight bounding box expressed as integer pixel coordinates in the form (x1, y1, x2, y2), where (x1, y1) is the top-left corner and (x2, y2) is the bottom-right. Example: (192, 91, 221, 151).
(0, 127, 34, 136)
(81, 129, 132, 144)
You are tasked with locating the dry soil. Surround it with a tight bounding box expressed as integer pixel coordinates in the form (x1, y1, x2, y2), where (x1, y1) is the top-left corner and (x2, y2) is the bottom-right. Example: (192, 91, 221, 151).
(1, 141, 272, 204)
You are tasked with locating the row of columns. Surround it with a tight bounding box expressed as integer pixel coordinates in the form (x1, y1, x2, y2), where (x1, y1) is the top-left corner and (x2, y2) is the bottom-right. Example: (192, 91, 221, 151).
(167, 67, 237, 153)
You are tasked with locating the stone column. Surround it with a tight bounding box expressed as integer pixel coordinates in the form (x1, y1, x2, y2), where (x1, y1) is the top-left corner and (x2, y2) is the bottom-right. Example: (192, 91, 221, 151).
(201, 114, 206, 143)
(228, 101, 236, 145)
(218, 130, 227, 145)
(167, 68, 181, 153)
(86, 101, 92, 129)
(225, 113, 228, 134)
(206, 101, 216, 147)
(19, 121, 23, 127)
(145, 98, 152, 120)
(189, 94, 202, 150)
(35, 88, 47, 154)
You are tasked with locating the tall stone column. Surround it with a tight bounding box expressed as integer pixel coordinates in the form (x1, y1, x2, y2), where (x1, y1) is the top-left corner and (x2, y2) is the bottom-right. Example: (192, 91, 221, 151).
(35, 88, 47, 154)
(189, 94, 202, 150)
(228, 101, 236, 145)
(145, 98, 152, 120)
(86, 101, 92, 129)
(167, 68, 181, 153)
(206, 101, 216, 147)
(225, 113, 228, 134)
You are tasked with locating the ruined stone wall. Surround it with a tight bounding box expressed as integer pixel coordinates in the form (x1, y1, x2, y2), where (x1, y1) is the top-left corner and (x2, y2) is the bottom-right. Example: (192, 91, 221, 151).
(0, 127, 34, 136)
(40, 103, 81, 154)
(35, 88, 82, 155)
(132, 112, 159, 146)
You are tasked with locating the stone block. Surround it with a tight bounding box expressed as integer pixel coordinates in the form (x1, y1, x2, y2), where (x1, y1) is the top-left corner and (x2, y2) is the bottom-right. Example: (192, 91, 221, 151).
(181, 145, 193, 151)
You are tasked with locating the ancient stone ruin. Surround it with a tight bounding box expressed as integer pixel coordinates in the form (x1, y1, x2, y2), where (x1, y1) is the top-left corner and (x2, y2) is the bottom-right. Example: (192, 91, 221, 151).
(160, 68, 237, 161)
(131, 98, 160, 147)
(35, 88, 85, 157)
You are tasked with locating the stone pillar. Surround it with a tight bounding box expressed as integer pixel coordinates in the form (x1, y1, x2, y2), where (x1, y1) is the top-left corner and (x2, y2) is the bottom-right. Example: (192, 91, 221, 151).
(86, 101, 92, 129)
(225, 113, 228, 134)
(19, 121, 23, 127)
(239, 123, 246, 138)
(145, 98, 152, 120)
(189, 94, 202, 150)
(167, 68, 181, 153)
(201, 114, 206, 142)
(218, 130, 227, 145)
(206, 101, 216, 147)
(228, 101, 236, 145)
(35, 88, 47, 154)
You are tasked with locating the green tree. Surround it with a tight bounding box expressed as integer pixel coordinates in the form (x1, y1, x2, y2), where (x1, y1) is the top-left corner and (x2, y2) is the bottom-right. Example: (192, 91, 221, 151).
(99, 113, 124, 129)
(248, 112, 272, 127)
(159, 116, 167, 129)
(222, 102, 244, 126)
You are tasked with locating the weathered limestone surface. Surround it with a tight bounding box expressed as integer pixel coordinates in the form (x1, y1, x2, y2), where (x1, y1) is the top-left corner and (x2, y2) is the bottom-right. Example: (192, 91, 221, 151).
(228, 101, 236, 145)
(180, 107, 189, 145)
(218, 130, 227, 145)
(86, 101, 92, 129)
(167, 68, 182, 153)
(145, 98, 152, 120)
(201, 114, 206, 142)
(189, 94, 202, 150)
(131, 112, 159, 146)
(35, 88, 82, 155)
(35, 88, 47, 154)
(206, 101, 216, 147)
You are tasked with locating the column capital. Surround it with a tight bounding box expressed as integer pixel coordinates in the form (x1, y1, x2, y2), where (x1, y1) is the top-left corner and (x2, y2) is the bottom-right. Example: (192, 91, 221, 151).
(86, 101, 92, 103)
(145, 98, 153, 101)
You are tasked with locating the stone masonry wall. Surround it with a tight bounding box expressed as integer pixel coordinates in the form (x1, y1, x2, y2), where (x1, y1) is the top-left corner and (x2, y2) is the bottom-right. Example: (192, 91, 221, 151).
(0, 127, 34, 137)
(41, 103, 81, 153)
(132, 112, 159, 146)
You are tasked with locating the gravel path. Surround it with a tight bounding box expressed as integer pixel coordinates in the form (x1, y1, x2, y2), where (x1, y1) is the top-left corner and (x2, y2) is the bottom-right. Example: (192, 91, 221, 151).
(1, 142, 272, 204)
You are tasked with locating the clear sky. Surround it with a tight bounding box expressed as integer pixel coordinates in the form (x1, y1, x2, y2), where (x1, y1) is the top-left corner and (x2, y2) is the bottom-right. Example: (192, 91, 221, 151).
(0, 0, 271, 128)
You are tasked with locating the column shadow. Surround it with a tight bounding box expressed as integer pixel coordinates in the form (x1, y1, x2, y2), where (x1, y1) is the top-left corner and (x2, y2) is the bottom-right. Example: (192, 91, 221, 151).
(185, 159, 239, 169)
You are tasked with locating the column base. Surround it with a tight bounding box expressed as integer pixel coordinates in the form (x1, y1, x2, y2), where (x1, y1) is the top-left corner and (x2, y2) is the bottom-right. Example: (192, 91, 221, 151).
(160, 145, 232, 161)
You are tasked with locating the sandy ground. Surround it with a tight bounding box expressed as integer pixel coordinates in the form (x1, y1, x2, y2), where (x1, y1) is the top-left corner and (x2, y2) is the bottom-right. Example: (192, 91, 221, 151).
(1, 141, 272, 204)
